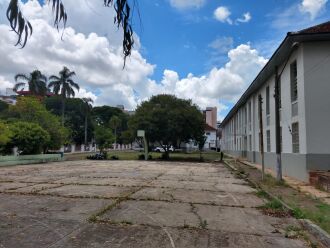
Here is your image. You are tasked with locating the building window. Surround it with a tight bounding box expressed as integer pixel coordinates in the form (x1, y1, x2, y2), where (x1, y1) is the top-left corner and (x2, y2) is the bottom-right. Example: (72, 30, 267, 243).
(292, 122, 300, 153)
(266, 130, 271, 152)
(290, 61, 298, 102)
(206, 132, 210, 135)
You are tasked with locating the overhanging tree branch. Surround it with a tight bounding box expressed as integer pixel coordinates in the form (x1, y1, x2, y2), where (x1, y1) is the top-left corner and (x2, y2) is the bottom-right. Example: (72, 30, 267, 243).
(6, 0, 134, 63)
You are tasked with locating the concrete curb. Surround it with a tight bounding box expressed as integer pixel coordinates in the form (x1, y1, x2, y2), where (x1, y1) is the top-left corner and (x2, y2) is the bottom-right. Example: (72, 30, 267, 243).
(301, 219, 330, 247)
(223, 159, 330, 247)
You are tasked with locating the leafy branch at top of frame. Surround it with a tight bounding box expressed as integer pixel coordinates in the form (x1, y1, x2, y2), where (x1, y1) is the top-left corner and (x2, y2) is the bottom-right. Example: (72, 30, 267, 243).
(6, 0, 134, 62)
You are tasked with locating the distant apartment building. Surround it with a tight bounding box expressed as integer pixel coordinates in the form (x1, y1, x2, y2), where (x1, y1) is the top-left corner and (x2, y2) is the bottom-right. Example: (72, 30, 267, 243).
(203, 107, 217, 150)
(203, 107, 217, 129)
(220, 22, 330, 182)
(0, 88, 17, 105)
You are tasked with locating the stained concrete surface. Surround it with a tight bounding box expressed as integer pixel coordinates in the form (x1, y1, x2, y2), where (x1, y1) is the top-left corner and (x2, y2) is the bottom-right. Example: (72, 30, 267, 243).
(0, 160, 308, 247)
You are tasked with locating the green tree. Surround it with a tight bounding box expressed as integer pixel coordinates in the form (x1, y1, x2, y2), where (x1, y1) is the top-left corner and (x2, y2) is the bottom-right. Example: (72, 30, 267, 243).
(81, 97, 94, 146)
(0, 121, 12, 155)
(48, 66, 79, 126)
(0, 101, 9, 113)
(94, 126, 114, 152)
(195, 134, 207, 161)
(7, 97, 68, 151)
(92, 106, 129, 144)
(45, 96, 93, 145)
(14, 70, 47, 96)
(9, 122, 50, 155)
(109, 115, 121, 148)
(130, 94, 205, 159)
(121, 129, 135, 145)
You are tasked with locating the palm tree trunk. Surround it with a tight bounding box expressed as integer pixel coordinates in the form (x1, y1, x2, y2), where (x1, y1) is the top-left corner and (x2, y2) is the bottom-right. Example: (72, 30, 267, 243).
(84, 114, 88, 146)
(61, 97, 65, 126)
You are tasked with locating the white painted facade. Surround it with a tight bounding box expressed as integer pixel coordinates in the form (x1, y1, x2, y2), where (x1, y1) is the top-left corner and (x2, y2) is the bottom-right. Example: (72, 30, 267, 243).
(221, 26, 330, 182)
(204, 130, 217, 149)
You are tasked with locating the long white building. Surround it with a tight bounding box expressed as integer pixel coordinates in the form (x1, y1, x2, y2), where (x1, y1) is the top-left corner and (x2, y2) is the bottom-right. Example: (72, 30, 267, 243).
(220, 22, 330, 182)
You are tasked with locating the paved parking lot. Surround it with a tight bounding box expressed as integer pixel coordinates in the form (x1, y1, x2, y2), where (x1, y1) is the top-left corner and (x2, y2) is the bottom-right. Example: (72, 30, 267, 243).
(0, 161, 308, 247)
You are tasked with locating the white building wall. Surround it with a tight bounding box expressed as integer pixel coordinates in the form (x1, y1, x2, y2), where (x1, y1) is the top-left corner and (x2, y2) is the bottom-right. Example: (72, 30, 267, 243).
(205, 131, 216, 149)
(222, 45, 313, 181)
(303, 41, 330, 171)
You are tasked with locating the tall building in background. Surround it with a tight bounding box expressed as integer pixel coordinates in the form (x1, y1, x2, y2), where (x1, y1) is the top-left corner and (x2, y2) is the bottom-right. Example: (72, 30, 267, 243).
(204, 107, 217, 129)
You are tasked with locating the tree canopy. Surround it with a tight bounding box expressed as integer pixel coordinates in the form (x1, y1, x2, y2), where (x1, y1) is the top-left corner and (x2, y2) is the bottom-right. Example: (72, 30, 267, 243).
(14, 70, 48, 96)
(129, 94, 205, 156)
(9, 121, 50, 155)
(5, 97, 68, 151)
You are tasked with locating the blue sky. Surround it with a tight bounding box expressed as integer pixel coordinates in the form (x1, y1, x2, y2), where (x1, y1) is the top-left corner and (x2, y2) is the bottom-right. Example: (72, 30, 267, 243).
(135, 0, 328, 81)
(0, 0, 329, 120)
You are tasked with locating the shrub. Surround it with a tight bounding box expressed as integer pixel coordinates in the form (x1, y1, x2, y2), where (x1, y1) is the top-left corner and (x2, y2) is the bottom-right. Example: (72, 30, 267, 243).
(138, 154, 152, 160)
(10, 121, 50, 154)
(87, 153, 106, 160)
(110, 155, 119, 160)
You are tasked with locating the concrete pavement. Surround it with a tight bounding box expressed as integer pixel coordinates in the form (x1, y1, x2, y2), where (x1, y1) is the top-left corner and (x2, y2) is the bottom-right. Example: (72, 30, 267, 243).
(0, 160, 308, 247)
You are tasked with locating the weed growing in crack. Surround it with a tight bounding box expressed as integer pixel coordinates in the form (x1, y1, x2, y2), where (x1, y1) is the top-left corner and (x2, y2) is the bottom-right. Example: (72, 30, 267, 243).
(199, 220, 208, 229)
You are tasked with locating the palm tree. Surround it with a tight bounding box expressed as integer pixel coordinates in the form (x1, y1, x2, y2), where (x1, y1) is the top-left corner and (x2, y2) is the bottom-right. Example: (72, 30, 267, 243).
(109, 116, 121, 149)
(82, 97, 94, 147)
(14, 70, 47, 96)
(48, 67, 79, 126)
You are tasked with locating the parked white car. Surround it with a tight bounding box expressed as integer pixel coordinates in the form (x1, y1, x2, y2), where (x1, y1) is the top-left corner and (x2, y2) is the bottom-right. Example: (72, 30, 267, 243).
(153, 146, 174, 153)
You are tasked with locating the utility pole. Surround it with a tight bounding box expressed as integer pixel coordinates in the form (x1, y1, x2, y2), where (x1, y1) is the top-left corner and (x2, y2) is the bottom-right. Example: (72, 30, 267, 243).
(274, 66, 282, 181)
(258, 95, 265, 180)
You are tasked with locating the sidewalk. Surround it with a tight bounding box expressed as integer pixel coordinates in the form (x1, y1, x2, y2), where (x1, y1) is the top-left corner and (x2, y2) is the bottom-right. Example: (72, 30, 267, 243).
(239, 159, 330, 205)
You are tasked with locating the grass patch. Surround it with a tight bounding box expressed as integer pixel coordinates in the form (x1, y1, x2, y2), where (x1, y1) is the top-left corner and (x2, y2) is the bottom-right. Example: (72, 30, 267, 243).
(262, 199, 284, 210)
(256, 189, 269, 199)
(103, 151, 222, 162)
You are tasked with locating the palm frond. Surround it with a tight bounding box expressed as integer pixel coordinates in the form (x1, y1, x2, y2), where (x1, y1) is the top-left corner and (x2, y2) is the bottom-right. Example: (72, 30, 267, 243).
(67, 79, 79, 91)
(14, 73, 29, 82)
(6, 0, 32, 48)
(7, 0, 134, 64)
(49, 75, 60, 81)
(13, 82, 25, 92)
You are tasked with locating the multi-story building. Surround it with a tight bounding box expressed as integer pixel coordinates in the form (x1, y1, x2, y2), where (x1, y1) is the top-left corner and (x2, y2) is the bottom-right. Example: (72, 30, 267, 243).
(220, 22, 330, 182)
(203, 107, 217, 129)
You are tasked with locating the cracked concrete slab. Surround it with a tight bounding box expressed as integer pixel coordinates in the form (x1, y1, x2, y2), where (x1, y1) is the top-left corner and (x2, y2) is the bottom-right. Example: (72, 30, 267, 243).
(52, 224, 308, 248)
(39, 184, 134, 198)
(0, 160, 309, 248)
(193, 204, 300, 235)
(0, 193, 114, 221)
(0, 182, 33, 191)
(101, 200, 200, 228)
(7, 183, 61, 193)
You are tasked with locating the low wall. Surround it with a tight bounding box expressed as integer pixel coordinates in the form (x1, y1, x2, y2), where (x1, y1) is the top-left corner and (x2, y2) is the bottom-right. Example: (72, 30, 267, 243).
(224, 150, 309, 182)
(0, 154, 62, 166)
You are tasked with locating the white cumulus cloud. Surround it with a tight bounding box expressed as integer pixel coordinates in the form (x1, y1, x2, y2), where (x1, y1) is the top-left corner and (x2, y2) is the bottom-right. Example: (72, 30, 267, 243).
(0, 0, 268, 120)
(300, 0, 328, 19)
(214, 6, 232, 24)
(236, 12, 252, 23)
(169, 0, 206, 10)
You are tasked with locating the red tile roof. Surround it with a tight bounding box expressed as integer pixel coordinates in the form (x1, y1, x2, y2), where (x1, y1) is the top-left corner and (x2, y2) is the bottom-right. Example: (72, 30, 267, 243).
(296, 21, 330, 34)
(205, 123, 217, 131)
